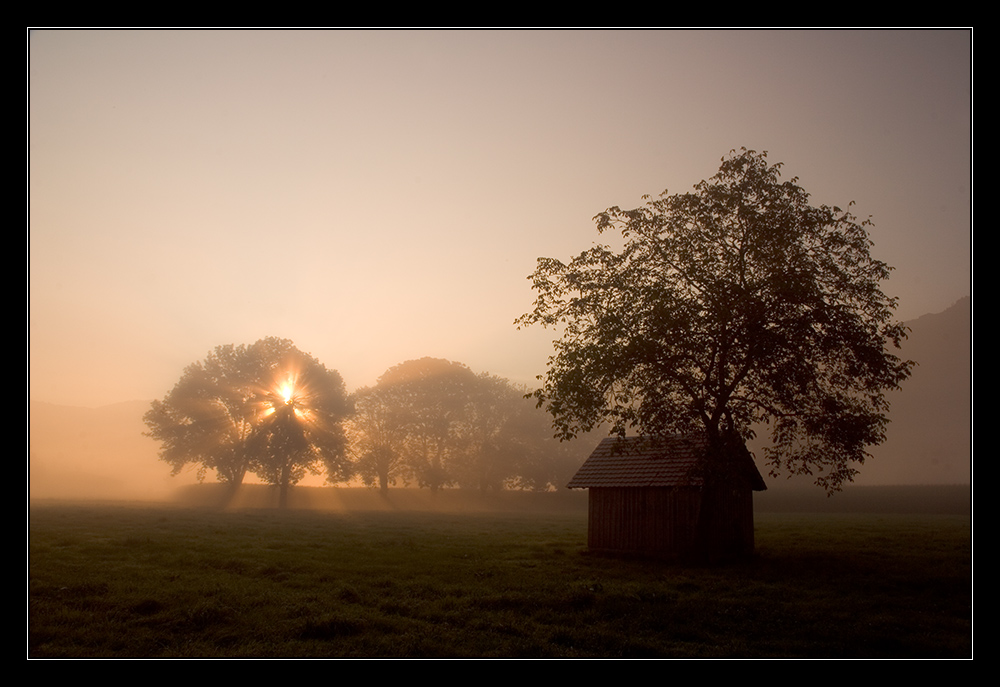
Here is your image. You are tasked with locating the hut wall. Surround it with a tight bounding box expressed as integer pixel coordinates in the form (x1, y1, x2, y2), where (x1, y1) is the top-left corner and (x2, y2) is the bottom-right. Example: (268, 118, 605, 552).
(587, 487, 701, 556)
(587, 486, 755, 559)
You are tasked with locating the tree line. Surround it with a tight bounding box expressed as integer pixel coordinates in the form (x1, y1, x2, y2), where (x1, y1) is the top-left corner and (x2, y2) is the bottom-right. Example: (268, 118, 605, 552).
(147, 149, 913, 500)
(144, 340, 585, 504)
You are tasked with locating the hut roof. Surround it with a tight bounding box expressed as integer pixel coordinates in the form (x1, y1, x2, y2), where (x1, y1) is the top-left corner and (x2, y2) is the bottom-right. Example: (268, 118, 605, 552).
(566, 434, 767, 491)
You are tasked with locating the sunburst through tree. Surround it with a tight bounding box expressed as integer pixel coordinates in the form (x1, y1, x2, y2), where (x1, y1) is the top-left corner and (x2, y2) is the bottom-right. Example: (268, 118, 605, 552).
(144, 337, 351, 506)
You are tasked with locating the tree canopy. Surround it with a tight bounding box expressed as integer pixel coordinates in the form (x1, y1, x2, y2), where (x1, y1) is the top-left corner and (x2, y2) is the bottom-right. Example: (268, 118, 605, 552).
(348, 358, 575, 494)
(374, 358, 479, 491)
(147, 346, 577, 498)
(144, 337, 351, 503)
(348, 383, 411, 494)
(516, 149, 913, 492)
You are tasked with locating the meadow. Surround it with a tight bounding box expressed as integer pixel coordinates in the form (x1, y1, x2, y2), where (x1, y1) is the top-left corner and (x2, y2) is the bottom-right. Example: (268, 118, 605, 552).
(28, 487, 971, 658)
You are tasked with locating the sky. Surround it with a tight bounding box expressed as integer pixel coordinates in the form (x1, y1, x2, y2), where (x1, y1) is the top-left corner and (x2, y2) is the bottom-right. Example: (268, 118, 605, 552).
(29, 29, 972, 408)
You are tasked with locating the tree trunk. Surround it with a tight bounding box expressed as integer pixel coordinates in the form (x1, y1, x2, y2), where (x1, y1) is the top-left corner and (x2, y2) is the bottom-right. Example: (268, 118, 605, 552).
(694, 431, 754, 562)
(278, 461, 291, 509)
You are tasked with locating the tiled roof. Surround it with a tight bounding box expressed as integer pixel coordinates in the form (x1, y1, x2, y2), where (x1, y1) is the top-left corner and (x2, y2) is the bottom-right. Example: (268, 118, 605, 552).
(567, 434, 766, 490)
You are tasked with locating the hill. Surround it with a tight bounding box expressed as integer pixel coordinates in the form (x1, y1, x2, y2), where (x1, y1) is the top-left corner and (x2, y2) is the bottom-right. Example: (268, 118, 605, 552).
(854, 296, 971, 485)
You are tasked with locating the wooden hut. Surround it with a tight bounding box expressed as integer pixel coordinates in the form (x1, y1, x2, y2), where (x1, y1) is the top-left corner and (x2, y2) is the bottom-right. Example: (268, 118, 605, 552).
(567, 434, 767, 561)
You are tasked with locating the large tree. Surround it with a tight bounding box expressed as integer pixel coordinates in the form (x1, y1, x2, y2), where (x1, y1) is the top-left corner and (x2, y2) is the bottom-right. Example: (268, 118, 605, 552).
(246, 339, 352, 506)
(517, 149, 913, 492)
(144, 337, 351, 504)
(143, 342, 266, 487)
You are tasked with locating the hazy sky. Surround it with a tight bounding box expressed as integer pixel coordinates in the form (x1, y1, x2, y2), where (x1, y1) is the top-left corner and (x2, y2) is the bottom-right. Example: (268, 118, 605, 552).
(29, 29, 971, 408)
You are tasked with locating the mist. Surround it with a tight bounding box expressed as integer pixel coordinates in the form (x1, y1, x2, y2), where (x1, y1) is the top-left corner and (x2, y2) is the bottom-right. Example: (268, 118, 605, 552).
(29, 29, 971, 503)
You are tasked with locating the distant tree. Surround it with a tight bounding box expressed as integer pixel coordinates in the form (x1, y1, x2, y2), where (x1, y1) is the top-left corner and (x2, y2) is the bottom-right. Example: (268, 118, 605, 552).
(517, 149, 913, 492)
(374, 358, 478, 492)
(143, 343, 266, 487)
(245, 340, 352, 507)
(144, 337, 351, 505)
(346, 357, 591, 494)
(452, 373, 585, 493)
(496, 400, 590, 492)
(452, 374, 532, 493)
(347, 384, 411, 495)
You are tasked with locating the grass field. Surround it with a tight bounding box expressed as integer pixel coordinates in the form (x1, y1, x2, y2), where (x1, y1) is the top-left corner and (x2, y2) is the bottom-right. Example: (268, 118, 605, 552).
(28, 488, 971, 658)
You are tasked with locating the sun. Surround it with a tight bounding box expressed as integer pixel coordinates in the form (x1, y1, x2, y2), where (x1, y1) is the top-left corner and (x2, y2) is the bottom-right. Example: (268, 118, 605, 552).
(268, 373, 310, 421)
(260, 373, 302, 419)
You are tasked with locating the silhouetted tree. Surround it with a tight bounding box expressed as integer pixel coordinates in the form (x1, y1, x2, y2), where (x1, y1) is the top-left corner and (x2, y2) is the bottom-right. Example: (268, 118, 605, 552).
(246, 340, 352, 506)
(517, 149, 913, 492)
(143, 342, 266, 487)
(144, 337, 351, 504)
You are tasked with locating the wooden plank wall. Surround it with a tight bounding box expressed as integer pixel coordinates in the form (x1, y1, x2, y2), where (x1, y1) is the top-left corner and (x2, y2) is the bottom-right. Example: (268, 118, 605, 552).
(587, 487, 754, 559)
